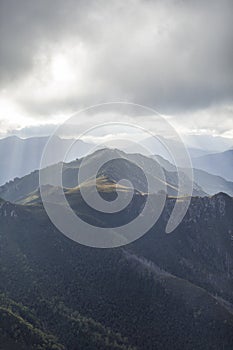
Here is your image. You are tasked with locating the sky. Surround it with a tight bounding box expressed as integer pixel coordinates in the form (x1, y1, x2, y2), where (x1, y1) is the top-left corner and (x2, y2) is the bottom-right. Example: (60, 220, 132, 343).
(0, 0, 233, 140)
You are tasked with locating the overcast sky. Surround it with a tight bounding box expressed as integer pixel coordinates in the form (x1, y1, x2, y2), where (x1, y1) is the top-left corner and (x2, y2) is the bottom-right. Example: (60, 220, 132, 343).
(0, 0, 232, 139)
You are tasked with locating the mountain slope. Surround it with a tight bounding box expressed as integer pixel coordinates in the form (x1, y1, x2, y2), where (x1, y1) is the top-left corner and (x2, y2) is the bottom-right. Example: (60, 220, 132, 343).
(0, 294, 64, 350)
(0, 148, 205, 203)
(193, 168, 233, 196)
(0, 293, 134, 350)
(153, 154, 233, 196)
(0, 191, 233, 349)
(193, 150, 233, 182)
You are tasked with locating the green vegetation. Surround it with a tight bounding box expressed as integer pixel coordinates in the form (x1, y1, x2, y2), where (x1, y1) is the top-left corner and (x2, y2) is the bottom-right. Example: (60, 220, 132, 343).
(0, 294, 64, 350)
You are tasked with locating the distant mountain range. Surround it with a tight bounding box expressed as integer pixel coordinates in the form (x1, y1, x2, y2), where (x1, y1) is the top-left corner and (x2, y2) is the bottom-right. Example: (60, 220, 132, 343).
(182, 134, 233, 153)
(0, 136, 93, 185)
(193, 150, 233, 182)
(154, 154, 233, 196)
(1, 146, 233, 209)
(129, 135, 214, 161)
(0, 148, 206, 203)
(0, 135, 232, 190)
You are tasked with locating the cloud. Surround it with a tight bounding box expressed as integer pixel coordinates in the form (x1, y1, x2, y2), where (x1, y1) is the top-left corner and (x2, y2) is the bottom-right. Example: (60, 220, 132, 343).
(0, 0, 233, 135)
(170, 104, 233, 137)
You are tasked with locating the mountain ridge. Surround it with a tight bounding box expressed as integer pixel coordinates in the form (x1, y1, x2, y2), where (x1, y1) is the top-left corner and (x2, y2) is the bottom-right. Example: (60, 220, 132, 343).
(0, 148, 206, 204)
(193, 149, 233, 182)
(0, 135, 93, 186)
(0, 190, 233, 349)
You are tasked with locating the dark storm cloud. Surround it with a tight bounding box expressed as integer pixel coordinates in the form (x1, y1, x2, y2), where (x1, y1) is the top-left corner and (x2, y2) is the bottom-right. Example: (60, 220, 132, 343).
(0, 0, 94, 83)
(0, 0, 233, 116)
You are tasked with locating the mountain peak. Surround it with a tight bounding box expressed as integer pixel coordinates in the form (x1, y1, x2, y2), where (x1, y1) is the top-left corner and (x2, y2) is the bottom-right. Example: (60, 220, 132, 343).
(212, 192, 232, 200)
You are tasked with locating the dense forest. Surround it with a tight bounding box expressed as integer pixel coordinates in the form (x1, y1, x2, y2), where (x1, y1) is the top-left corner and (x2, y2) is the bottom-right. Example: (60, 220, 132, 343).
(0, 191, 233, 349)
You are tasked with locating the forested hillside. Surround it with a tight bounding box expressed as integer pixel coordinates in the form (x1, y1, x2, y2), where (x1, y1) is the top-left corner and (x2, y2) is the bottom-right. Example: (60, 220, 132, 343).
(0, 191, 233, 349)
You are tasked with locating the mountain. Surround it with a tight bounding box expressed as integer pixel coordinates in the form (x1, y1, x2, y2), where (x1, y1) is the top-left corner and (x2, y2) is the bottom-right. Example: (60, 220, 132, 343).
(0, 293, 133, 350)
(130, 135, 212, 161)
(0, 189, 233, 349)
(0, 136, 93, 186)
(193, 150, 233, 182)
(0, 134, 213, 187)
(153, 154, 233, 196)
(0, 294, 64, 350)
(0, 148, 205, 203)
(3, 146, 233, 204)
(192, 169, 233, 196)
(187, 147, 214, 158)
(181, 135, 233, 153)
